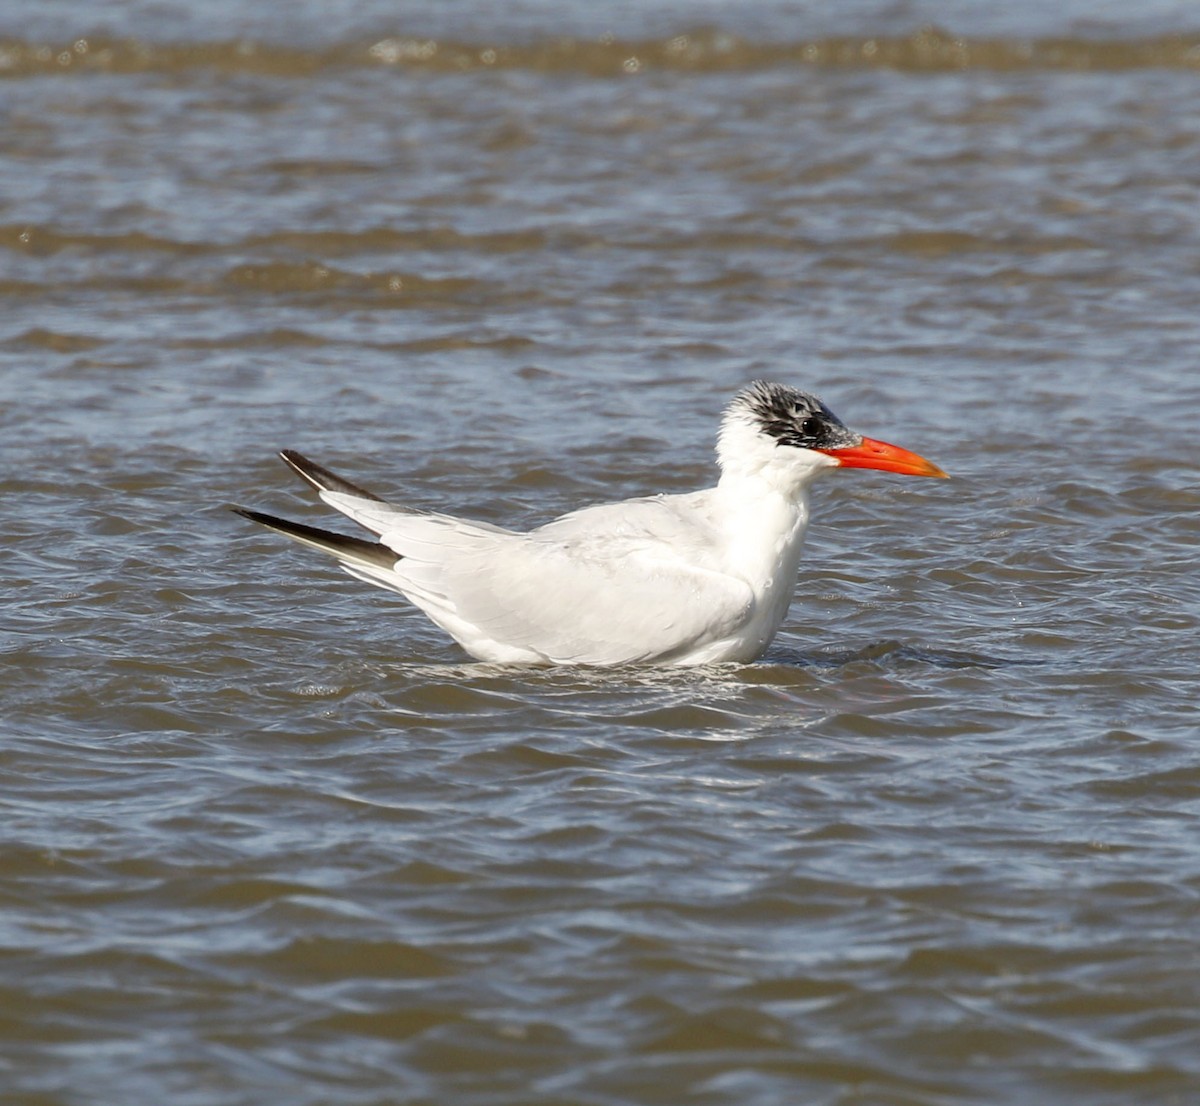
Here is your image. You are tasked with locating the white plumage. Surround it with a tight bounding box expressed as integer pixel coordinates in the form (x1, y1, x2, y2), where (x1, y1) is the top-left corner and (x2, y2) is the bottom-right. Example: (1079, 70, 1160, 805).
(234, 381, 946, 665)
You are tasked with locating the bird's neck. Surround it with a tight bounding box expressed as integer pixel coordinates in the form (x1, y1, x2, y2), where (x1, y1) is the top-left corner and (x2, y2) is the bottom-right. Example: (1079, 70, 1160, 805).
(713, 470, 813, 591)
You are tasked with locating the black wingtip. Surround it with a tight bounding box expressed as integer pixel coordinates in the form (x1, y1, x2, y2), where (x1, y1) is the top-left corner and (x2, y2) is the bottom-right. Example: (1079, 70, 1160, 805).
(230, 505, 399, 570)
(231, 505, 276, 526)
(278, 450, 386, 501)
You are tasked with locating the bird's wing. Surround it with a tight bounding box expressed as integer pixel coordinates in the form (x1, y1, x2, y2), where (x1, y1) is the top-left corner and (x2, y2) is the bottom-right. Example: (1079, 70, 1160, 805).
(374, 497, 755, 664)
(242, 454, 756, 664)
(231, 507, 397, 572)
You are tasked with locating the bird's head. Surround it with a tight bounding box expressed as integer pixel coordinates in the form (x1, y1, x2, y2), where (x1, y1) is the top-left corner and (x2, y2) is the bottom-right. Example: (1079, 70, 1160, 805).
(717, 381, 948, 490)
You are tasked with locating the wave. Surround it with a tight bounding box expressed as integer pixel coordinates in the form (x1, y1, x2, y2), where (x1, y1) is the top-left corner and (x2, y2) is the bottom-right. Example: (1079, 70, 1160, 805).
(3, 27, 1200, 79)
(0, 223, 562, 257)
(0, 222, 1101, 260)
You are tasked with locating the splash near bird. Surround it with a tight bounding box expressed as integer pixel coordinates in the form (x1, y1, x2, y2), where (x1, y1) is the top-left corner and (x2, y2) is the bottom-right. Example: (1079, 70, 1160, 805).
(233, 382, 947, 665)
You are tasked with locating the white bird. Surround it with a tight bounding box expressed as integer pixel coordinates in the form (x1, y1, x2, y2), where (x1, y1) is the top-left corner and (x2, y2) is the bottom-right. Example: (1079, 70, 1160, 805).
(233, 381, 947, 666)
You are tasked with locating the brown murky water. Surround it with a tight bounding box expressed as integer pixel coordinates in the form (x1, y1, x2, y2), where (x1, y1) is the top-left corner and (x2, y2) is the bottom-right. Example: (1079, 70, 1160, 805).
(4, 2, 1200, 1103)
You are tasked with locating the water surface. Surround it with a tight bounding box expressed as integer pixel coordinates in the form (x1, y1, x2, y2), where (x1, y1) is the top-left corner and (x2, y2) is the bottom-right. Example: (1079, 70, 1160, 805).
(3, 1, 1199, 1102)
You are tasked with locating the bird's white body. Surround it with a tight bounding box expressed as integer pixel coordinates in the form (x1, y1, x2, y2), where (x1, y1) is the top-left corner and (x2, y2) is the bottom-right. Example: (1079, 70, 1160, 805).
(328, 474, 817, 666)
(235, 382, 945, 666)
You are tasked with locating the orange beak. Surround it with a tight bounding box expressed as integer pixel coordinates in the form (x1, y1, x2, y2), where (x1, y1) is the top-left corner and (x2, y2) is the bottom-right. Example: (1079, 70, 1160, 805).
(819, 436, 948, 478)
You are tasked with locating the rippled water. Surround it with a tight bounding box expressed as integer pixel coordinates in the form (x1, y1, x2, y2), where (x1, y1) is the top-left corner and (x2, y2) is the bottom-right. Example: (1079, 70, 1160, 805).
(4, 1, 1200, 1102)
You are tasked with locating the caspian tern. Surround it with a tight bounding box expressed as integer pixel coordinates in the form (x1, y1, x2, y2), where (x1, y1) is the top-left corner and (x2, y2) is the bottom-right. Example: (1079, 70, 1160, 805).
(233, 381, 946, 665)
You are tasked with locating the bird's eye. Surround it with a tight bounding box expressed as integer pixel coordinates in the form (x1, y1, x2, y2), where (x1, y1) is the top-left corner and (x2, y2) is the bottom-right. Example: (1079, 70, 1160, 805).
(800, 416, 823, 438)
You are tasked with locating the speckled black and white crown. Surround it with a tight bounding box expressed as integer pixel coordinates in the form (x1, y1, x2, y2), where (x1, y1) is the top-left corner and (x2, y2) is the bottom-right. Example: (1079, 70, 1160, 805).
(728, 381, 862, 451)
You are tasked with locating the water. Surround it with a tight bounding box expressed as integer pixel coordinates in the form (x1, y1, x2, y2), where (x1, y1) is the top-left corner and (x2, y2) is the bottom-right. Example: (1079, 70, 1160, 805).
(3, 1, 1199, 1102)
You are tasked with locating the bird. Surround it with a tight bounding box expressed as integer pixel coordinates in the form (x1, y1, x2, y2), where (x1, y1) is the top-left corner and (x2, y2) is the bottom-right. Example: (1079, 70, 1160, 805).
(232, 381, 947, 666)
